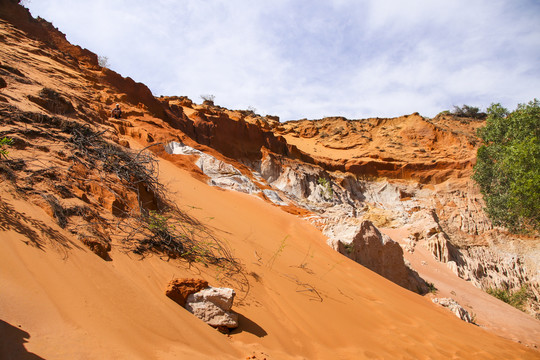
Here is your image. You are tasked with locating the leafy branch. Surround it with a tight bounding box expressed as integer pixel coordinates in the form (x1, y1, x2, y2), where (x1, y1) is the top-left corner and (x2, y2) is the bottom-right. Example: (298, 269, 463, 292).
(0, 137, 13, 159)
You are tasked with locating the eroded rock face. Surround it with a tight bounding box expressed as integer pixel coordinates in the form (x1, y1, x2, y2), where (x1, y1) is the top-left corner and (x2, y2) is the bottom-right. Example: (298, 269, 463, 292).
(256, 154, 361, 214)
(165, 114, 539, 314)
(457, 246, 539, 305)
(262, 189, 288, 206)
(185, 287, 239, 329)
(165, 141, 260, 194)
(168, 138, 539, 312)
(432, 298, 472, 323)
(426, 232, 455, 264)
(406, 185, 540, 314)
(330, 220, 427, 293)
(81, 237, 111, 261)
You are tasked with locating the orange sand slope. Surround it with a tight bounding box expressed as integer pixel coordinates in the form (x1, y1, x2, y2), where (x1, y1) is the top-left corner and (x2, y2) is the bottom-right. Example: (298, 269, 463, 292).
(1, 156, 538, 360)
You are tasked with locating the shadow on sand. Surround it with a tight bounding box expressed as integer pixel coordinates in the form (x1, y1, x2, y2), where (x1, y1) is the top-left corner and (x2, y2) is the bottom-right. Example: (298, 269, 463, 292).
(0, 199, 77, 253)
(0, 320, 46, 360)
(230, 313, 268, 338)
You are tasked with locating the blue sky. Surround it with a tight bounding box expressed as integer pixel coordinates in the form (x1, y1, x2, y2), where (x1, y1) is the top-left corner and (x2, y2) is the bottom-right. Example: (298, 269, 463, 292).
(24, 0, 540, 121)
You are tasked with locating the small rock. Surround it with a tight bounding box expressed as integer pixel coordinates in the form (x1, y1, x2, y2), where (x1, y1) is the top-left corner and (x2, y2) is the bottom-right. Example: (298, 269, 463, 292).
(432, 298, 472, 323)
(165, 278, 209, 307)
(185, 286, 239, 329)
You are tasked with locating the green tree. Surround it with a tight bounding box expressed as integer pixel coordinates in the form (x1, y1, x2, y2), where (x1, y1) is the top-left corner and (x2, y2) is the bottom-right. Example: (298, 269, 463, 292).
(473, 99, 540, 232)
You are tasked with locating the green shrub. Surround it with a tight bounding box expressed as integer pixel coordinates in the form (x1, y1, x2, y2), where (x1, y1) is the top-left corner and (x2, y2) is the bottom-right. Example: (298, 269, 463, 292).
(147, 210, 173, 235)
(473, 99, 540, 233)
(343, 243, 354, 255)
(437, 110, 450, 117)
(486, 285, 530, 311)
(317, 177, 333, 199)
(426, 282, 438, 294)
(452, 104, 485, 119)
(0, 137, 13, 159)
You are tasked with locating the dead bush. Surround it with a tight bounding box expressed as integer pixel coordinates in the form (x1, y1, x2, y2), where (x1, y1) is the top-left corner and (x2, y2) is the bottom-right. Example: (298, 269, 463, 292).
(1, 107, 240, 274)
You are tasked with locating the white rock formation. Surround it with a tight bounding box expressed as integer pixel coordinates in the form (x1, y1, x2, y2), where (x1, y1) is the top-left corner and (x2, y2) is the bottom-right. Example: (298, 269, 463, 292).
(164, 141, 203, 156)
(432, 298, 472, 323)
(165, 142, 260, 194)
(262, 189, 288, 206)
(185, 287, 239, 329)
(329, 220, 427, 293)
(426, 232, 453, 263)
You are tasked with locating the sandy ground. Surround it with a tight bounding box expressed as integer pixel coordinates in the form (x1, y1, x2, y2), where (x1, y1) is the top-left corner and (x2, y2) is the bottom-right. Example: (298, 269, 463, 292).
(2, 154, 539, 359)
(381, 227, 540, 349)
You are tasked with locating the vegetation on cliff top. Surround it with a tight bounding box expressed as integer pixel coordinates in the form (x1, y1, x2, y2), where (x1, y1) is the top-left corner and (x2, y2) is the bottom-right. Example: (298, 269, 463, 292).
(473, 99, 540, 233)
(452, 104, 486, 119)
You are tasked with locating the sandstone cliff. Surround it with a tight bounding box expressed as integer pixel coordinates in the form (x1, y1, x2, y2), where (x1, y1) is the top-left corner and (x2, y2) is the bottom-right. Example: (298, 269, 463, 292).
(2, 0, 538, 313)
(0, 2, 538, 357)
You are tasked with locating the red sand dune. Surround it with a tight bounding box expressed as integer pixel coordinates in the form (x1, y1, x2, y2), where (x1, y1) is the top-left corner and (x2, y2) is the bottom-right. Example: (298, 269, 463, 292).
(1, 161, 538, 359)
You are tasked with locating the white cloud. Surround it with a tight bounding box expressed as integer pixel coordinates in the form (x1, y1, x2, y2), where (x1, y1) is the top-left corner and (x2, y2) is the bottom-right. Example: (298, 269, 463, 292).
(25, 0, 540, 120)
